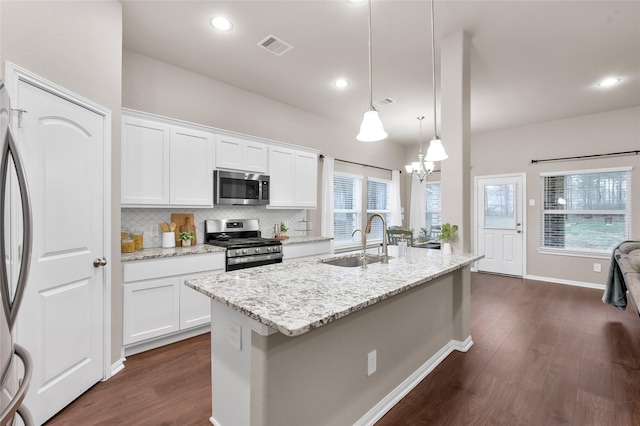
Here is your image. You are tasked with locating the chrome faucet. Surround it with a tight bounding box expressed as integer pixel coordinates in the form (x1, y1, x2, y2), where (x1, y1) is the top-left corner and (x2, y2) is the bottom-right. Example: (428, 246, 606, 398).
(365, 213, 389, 264)
(351, 229, 368, 268)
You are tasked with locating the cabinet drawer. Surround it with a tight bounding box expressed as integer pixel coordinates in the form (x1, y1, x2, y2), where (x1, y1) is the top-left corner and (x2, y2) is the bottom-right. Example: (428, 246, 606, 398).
(123, 253, 225, 282)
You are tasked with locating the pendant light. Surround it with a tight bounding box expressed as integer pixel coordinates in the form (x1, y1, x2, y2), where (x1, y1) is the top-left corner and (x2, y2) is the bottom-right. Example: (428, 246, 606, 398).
(405, 116, 435, 182)
(425, 0, 448, 161)
(356, 0, 388, 142)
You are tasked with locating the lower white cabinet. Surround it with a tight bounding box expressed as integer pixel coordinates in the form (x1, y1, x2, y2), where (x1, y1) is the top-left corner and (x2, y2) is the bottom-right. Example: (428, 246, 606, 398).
(122, 252, 224, 349)
(283, 240, 333, 261)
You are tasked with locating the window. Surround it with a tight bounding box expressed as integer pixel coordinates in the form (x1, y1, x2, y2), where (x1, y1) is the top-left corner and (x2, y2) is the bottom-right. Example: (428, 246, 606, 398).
(366, 178, 391, 241)
(540, 168, 631, 254)
(332, 174, 391, 247)
(425, 182, 441, 238)
(333, 173, 362, 245)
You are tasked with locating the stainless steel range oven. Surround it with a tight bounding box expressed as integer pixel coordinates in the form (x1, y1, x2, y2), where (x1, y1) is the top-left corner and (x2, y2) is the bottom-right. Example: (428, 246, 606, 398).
(204, 219, 282, 271)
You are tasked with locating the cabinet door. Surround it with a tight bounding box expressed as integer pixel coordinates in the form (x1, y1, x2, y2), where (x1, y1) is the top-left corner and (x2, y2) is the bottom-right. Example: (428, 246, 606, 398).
(122, 116, 170, 205)
(179, 270, 222, 330)
(123, 277, 180, 345)
(215, 136, 244, 170)
(170, 126, 214, 206)
(243, 140, 268, 173)
(294, 151, 318, 208)
(268, 146, 295, 207)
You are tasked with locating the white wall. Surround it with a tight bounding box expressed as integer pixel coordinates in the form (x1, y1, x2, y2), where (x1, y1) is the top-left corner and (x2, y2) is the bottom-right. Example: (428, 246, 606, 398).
(0, 0, 123, 366)
(471, 106, 640, 285)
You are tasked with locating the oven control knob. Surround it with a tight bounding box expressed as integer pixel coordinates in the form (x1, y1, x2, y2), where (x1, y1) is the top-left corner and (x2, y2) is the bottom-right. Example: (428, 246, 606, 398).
(255, 248, 261, 254)
(267, 247, 272, 252)
(235, 249, 241, 255)
(243, 249, 248, 254)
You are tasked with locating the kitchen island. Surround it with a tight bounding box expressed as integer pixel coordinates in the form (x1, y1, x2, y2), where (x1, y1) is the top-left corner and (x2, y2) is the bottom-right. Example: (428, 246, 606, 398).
(185, 246, 482, 426)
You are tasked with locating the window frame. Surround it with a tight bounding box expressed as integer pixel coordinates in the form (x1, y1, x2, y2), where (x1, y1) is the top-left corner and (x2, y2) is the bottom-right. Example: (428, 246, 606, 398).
(539, 166, 632, 258)
(425, 181, 442, 239)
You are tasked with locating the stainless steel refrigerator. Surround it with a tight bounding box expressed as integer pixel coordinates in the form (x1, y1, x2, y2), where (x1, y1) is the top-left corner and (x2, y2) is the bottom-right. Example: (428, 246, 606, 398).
(0, 81, 33, 425)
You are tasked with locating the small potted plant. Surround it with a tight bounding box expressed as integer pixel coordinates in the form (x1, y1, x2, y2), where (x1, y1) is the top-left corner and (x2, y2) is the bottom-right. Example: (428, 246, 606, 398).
(179, 231, 194, 247)
(279, 222, 289, 240)
(438, 223, 458, 255)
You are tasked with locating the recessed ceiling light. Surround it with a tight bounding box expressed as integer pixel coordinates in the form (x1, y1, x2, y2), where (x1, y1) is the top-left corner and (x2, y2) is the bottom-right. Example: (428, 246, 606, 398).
(210, 16, 233, 32)
(597, 77, 621, 87)
(333, 79, 350, 89)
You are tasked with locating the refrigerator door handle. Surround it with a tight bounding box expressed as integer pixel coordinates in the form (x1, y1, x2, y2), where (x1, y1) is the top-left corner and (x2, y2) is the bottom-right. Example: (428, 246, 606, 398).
(0, 343, 33, 426)
(0, 122, 33, 331)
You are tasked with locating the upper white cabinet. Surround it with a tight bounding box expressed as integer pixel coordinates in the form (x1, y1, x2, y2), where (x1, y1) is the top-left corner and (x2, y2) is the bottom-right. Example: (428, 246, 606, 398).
(215, 135, 267, 173)
(122, 113, 214, 207)
(122, 116, 171, 205)
(169, 127, 214, 206)
(268, 146, 318, 209)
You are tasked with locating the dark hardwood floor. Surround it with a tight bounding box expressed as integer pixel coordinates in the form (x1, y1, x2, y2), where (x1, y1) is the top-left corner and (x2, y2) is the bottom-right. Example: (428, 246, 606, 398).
(46, 273, 640, 425)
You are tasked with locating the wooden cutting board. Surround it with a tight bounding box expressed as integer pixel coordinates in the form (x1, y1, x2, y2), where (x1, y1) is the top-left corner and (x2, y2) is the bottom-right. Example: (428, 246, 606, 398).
(171, 213, 196, 245)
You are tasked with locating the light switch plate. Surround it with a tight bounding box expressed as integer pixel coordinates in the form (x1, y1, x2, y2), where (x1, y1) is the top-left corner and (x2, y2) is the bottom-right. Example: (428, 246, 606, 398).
(529, 199, 535, 207)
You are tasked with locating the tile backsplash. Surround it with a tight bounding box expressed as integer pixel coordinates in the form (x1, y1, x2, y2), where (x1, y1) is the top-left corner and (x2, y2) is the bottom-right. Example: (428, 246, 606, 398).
(122, 206, 307, 248)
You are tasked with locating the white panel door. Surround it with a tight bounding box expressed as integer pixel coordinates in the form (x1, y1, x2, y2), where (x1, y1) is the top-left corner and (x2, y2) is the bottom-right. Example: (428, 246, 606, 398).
(476, 175, 524, 276)
(15, 79, 105, 424)
(170, 126, 214, 206)
(121, 116, 170, 205)
(268, 146, 295, 207)
(294, 151, 318, 208)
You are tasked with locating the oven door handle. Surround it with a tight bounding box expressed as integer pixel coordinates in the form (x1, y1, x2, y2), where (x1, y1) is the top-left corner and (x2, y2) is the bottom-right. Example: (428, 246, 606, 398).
(227, 253, 283, 266)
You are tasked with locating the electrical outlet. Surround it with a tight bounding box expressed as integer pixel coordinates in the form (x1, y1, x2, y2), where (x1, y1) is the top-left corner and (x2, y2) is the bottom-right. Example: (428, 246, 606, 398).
(228, 321, 242, 350)
(593, 263, 602, 273)
(529, 199, 535, 207)
(150, 224, 158, 237)
(367, 350, 377, 376)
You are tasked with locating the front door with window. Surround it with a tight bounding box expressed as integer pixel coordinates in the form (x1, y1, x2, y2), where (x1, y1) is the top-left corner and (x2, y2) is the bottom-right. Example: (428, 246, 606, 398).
(476, 175, 525, 276)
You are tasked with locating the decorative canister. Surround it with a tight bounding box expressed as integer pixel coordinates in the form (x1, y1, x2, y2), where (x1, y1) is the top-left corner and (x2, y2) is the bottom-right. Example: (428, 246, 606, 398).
(131, 230, 144, 250)
(121, 238, 135, 253)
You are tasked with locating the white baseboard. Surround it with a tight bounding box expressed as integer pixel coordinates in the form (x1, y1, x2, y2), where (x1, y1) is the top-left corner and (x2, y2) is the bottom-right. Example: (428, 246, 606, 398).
(124, 325, 210, 357)
(525, 274, 605, 290)
(107, 357, 126, 379)
(354, 336, 474, 426)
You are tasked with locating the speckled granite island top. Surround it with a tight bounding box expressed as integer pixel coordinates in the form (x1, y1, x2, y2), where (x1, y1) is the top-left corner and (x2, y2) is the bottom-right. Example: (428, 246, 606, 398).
(185, 246, 483, 337)
(121, 244, 225, 262)
(279, 236, 332, 245)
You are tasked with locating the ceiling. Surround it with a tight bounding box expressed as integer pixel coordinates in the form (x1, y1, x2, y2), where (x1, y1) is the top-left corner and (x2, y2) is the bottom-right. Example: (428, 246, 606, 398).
(122, 1, 640, 146)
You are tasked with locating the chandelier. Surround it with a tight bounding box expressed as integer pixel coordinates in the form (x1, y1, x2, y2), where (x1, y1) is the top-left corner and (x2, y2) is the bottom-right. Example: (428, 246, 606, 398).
(405, 116, 435, 182)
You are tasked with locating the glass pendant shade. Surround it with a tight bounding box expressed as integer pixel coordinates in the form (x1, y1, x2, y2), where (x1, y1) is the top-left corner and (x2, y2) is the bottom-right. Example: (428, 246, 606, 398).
(425, 137, 448, 161)
(356, 110, 388, 142)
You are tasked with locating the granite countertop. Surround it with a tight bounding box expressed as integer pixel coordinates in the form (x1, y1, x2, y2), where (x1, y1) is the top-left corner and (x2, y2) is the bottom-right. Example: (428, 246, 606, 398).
(121, 244, 225, 262)
(279, 235, 333, 245)
(185, 246, 483, 337)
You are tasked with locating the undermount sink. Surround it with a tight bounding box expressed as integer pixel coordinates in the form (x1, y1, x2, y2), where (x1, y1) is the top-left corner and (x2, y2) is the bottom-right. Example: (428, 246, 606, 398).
(322, 254, 392, 268)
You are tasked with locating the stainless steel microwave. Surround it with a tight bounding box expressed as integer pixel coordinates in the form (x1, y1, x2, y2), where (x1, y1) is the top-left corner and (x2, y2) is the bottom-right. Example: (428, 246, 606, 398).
(214, 170, 270, 205)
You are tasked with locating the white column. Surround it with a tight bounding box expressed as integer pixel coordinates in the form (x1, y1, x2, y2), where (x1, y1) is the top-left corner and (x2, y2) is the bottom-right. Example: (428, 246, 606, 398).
(440, 30, 471, 253)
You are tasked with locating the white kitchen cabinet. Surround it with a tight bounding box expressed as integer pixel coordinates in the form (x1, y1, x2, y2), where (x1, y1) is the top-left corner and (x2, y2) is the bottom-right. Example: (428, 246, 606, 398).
(121, 115, 171, 205)
(283, 240, 333, 261)
(122, 112, 214, 207)
(179, 273, 214, 329)
(122, 252, 225, 351)
(170, 126, 214, 206)
(123, 277, 180, 346)
(215, 135, 267, 173)
(268, 146, 318, 209)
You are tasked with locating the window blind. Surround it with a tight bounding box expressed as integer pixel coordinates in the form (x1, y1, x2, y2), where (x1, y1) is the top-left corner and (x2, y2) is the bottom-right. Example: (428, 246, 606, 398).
(540, 168, 631, 254)
(333, 174, 362, 245)
(366, 178, 391, 241)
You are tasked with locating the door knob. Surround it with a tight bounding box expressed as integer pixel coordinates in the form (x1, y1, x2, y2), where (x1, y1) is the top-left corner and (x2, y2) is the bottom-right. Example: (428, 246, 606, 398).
(93, 258, 107, 267)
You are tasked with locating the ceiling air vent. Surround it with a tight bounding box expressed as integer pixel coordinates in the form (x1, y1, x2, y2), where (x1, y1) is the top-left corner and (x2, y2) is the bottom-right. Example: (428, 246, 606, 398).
(374, 97, 395, 107)
(258, 34, 294, 56)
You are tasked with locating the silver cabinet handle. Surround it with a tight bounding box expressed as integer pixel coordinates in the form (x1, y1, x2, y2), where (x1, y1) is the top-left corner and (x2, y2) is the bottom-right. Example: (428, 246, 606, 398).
(93, 258, 107, 267)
